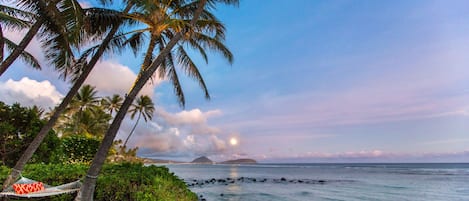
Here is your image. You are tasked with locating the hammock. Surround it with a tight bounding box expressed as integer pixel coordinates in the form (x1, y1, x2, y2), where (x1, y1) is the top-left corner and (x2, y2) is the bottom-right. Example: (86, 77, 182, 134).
(0, 177, 81, 198)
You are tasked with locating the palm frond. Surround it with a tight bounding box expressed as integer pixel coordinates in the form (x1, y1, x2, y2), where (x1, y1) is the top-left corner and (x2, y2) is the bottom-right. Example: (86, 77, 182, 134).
(83, 7, 131, 37)
(4, 38, 41, 70)
(190, 32, 233, 64)
(176, 45, 210, 99)
(0, 5, 34, 30)
(165, 52, 185, 107)
(124, 32, 146, 56)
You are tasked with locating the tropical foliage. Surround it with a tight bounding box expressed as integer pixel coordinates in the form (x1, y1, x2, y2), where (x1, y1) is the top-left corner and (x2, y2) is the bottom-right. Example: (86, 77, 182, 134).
(56, 85, 112, 138)
(0, 163, 198, 201)
(0, 101, 59, 167)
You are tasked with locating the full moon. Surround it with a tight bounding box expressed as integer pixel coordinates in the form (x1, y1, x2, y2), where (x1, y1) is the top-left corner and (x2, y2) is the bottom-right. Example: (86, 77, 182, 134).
(230, 138, 238, 146)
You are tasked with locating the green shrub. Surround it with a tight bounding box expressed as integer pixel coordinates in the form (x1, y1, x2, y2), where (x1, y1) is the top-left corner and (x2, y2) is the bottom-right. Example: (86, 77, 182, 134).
(0, 163, 197, 201)
(60, 135, 101, 164)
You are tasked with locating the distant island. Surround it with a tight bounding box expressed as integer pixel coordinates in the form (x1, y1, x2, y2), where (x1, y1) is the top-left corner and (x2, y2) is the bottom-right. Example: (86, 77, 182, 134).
(191, 156, 214, 164)
(144, 156, 257, 164)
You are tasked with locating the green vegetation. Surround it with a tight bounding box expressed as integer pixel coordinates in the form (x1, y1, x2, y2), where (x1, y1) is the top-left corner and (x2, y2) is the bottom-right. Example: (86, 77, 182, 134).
(0, 100, 196, 200)
(0, 102, 59, 166)
(0, 90, 143, 166)
(1, 0, 238, 199)
(0, 163, 197, 201)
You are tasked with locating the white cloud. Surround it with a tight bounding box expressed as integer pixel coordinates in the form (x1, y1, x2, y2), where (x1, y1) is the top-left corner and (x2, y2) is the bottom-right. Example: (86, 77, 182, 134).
(0, 77, 63, 109)
(158, 108, 222, 125)
(156, 108, 222, 135)
(85, 60, 157, 97)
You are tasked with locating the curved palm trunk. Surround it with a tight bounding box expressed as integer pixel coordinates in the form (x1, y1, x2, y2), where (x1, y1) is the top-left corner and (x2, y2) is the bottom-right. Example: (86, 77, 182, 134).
(0, 18, 44, 76)
(76, 1, 208, 200)
(123, 112, 141, 147)
(2, 4, 134, 190)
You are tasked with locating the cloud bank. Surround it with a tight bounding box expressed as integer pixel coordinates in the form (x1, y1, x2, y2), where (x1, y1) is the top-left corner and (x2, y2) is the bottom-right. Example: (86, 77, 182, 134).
(121, 108, 232, 160)
(85, 60, 156, 97)
(0, 77, 63, 109)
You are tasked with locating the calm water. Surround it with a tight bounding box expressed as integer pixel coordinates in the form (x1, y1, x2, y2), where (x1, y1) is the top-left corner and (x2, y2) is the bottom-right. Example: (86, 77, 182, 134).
(163, 163, 469, 201)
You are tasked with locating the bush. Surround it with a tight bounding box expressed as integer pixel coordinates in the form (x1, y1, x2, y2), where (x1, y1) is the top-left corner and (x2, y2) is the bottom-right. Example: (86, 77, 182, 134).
(60, 135, 101, 164)
(0, 163, 197, 201)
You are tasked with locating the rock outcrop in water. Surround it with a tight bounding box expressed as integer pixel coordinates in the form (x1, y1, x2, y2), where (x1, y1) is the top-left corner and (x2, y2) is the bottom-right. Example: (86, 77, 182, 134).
(191, 156, 213, 164)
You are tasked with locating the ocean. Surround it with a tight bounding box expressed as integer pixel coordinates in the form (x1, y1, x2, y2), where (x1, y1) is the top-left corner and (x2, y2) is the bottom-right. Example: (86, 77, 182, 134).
(163, 163, 469, 201)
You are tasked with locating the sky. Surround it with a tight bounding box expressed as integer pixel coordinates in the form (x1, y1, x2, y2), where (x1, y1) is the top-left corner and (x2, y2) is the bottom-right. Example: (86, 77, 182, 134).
(1, 0, 469, 162)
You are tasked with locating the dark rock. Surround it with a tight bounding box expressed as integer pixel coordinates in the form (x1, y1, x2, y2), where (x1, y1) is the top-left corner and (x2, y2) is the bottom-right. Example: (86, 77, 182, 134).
(281, 177, 286, 181)
(220, 193, 224, 196)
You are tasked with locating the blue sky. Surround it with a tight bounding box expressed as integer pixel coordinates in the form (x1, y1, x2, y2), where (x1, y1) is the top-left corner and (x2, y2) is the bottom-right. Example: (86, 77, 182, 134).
(1, 0, 469, 162)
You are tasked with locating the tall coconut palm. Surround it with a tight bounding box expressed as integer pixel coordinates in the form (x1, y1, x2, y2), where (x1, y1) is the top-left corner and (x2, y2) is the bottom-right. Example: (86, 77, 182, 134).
(2, 2, 134, 189)
(120, 0, 233, 106)
(101, 94, 124, 116)
(77, 0, 238, 200)
(123, 95, 154, 147)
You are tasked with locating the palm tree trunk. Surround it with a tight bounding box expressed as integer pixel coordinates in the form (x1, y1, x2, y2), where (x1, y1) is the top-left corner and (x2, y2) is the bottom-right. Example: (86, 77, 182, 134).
(123, 112, 141, 147)
(0, 18, 44, 76)
(0, 24, 4, 62)
(1, 4, 134, 190)
(76, 1, 208, 200)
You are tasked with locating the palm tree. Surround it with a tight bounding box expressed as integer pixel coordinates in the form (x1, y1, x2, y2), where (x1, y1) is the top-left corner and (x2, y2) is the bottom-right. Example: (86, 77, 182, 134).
(2, 2, 133, 189)
(64, 84, 100, 135)
(77, 0, 238, 200)
(0, 0, 82, 77)
(0, 4, 40, 67)
(120, 0, 233, 106)
(123, 95, 154, 147)
(73, 85, 100, 112)
(101, 94, 124, 116)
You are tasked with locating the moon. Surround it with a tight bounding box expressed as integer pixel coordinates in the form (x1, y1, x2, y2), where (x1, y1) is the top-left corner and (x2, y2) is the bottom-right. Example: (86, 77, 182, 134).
(230, 138, 238, 146)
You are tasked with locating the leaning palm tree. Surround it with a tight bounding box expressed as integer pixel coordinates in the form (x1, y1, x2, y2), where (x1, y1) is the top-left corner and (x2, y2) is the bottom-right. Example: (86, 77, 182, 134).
(0, 4, 37, 64)
(77, 0, 238, 200)
(123, 95, 154, 147)
(101, 94, 124, 116)
(2, 1, 134, 189)
(0, 0, 82, 77)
